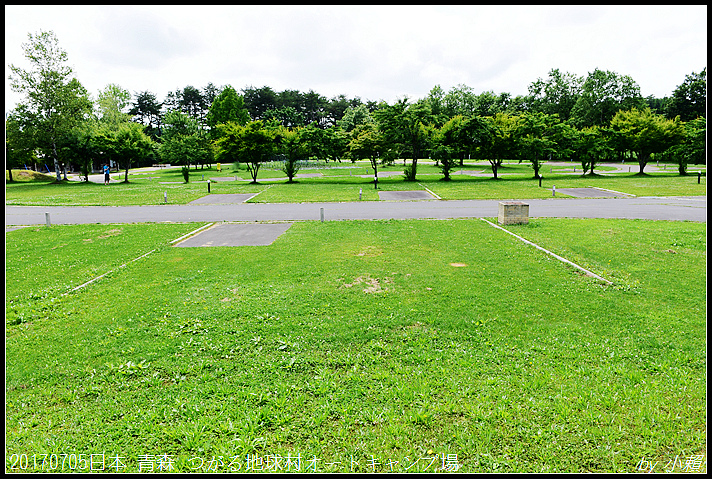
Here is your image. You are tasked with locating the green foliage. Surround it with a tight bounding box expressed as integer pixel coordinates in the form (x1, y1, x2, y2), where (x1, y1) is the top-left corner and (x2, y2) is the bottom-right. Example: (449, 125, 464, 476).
(666, 68, 706, 121)
(9, 30, 93, 181)
(105, 122, 156, 182)
(658, 116, 706, 174)
(130, 91, 163, 141)
(214, 120, 278, 183)
(96, 83, 132, 127)
(474, 113, 518, 179)
(277, 128, 307, 181)
(160, 110, 212, 169)
(5, 114, 39, 180)
(570, 68, 644, 128)
(609, 108, 685, 173)
(574, 126, 612, 175)
(528, 68, 583, 121)
(515, 112, 561, 178)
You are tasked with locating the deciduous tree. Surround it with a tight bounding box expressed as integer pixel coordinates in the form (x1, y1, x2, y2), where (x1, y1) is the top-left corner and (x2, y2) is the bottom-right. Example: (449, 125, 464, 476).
(609, 107, 685, 174)
(214, 120, 278, 183)
(9, 30, 92, 181)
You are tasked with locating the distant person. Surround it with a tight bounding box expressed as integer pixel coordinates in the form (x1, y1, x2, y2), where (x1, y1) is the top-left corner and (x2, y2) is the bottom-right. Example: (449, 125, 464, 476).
(103, 164, 110, 185)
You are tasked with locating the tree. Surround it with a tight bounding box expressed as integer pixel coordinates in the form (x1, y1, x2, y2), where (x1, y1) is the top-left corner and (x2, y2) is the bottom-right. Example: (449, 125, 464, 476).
(214, 120, 278, 183)
(475, 113, 518, 179)
(322, 126, 349, 163)
(5, 113, 39, 181)
(348, 123, 385, 187)
(62, 120, 100, 181)
(202, 83, 221, 110)
(425, 85, 448, 126)
(9, 30, 92, 181)
(206, 85, 250, 139)
(516, 112, 560, 179)
(438, 115, 491, 168)
(324, 94, 354, 128)
(263, 106, 305, 128)
(609, 107, 685, 174)
(659, 117, 706, 174)
(96, 122, 154, 182)
(443, 84, 477, 118)
(528, 68, 583, 121)
(298, 122, 329, 161)
(374, 99, 433, 181)
(667, 68, 706, 121)
(130, 91, 163, 140)
(338, 104, 373, 133)
(302, 89, 327, 126)
(570, 68, 644, 128)
(276, 127, 308, 182)
(179, 85, 207, 122)
(96, 83, 132, 128)
(574, 126, 612, 175)
(242, 85, 278, 120)
(159, 110, 213, 170)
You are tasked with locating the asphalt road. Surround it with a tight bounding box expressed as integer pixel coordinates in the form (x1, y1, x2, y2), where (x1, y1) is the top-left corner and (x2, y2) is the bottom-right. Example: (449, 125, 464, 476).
(5, 196, 706, 227)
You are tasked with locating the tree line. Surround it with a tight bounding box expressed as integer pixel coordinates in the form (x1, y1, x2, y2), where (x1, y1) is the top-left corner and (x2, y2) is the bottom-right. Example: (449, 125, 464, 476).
(6, 30, 706, 183)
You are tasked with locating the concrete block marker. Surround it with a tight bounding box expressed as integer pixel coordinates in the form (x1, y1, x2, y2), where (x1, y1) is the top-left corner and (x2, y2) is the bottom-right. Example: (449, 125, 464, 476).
(498, 201, 528, 225)
(481, 218, 613, 285)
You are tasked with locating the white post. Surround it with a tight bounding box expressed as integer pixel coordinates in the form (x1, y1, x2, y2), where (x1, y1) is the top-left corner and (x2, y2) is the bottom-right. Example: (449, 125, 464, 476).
(164, 192, 167, 204)
(552, 185, 556, 197)
(45, 212, 51, 227)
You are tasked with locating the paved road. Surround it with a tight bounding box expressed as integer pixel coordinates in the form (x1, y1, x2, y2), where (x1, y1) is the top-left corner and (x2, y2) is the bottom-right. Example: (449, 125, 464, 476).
(5, 196, 706, 227)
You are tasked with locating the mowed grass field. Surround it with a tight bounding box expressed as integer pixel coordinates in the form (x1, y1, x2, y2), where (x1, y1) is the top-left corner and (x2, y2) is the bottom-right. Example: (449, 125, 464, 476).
(6, 161, 707, 206)
(5, 217, 706, 473)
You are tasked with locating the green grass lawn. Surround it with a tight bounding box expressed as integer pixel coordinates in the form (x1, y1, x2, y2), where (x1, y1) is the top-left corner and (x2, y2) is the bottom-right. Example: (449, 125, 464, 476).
(6, 162, 706, 206)
(5, 218, 706, 473)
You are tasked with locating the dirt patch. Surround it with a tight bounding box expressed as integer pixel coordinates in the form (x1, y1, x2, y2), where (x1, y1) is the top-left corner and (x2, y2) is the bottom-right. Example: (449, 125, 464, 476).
(98, 228, 123, 239)
(340, 275, 392, 293)
(355, 246, 383, 257)
(449, 263, 467, 267)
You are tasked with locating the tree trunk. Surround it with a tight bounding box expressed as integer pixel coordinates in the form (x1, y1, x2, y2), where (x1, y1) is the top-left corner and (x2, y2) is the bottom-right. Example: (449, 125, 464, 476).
(52, 140, 62, 181)
(7, 166, 13, 182)
(637, 151, 649, 174)
(491, 161, 499, 179)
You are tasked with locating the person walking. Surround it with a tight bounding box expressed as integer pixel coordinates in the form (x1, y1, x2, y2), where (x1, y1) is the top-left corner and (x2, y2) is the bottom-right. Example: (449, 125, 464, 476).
(103, 164, 111, 185)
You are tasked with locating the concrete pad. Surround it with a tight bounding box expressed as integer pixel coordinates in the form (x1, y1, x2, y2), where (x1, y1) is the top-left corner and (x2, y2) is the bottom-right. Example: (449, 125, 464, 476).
(209, 177, 238, 182)
(554, 187, 627, 198)
(173, 223, 292, 247)
(189, 194, 256, 205)
(378, 190, 436, 201)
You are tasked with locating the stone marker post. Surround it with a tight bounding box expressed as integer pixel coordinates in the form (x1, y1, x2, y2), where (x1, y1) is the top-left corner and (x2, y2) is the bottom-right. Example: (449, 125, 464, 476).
(498, 202, 529, 225)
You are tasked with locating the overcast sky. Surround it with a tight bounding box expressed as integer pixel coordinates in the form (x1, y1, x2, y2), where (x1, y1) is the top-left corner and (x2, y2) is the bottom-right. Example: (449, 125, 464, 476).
(5, 5, 707, 115)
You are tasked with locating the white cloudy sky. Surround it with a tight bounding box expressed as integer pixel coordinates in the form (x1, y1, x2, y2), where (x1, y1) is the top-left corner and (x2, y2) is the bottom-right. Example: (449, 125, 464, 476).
(5, 5, 707, 114)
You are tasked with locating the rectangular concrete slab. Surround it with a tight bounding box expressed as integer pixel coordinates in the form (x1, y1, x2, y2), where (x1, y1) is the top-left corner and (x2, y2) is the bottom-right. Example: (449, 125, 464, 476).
(378, 190, 436, 201)
(189, 194, 257, 205)
(554, 187, 626, 198)
(174, 223, 292, 247)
